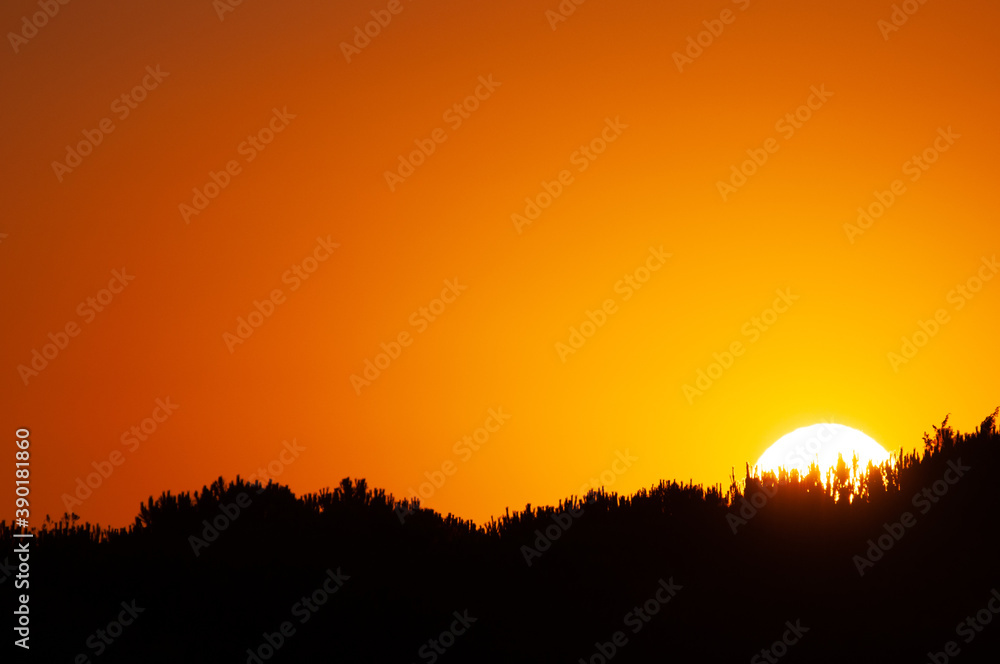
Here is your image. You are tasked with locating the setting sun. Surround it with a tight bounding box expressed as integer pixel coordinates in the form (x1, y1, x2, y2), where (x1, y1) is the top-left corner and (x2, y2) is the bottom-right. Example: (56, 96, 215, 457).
(756, 423, 893, 476)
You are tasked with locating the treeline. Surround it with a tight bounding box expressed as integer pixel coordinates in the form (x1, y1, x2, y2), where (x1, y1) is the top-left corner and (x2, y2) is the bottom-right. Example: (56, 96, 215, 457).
(3, 410, 999, 663)
(16, 409, 995, 546)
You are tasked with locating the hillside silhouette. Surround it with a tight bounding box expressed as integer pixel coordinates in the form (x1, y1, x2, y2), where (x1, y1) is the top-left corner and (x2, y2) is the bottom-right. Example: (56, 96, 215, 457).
(5, 411, 1000, 662)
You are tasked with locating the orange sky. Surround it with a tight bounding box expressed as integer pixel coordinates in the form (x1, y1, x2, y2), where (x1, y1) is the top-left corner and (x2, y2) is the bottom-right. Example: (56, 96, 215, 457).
(3, 0, 998, 528)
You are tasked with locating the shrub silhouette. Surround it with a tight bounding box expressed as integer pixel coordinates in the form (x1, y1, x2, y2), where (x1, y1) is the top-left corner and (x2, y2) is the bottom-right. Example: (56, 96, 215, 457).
(4, 410, 999, 662)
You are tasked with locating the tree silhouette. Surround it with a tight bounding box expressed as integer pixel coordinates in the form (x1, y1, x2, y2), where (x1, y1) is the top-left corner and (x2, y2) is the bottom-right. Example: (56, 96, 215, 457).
(4, 410, 999, 663)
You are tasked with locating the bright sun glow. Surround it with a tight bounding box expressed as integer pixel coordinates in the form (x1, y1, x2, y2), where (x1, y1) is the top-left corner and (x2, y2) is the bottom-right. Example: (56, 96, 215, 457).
(756, 423, 892, 476)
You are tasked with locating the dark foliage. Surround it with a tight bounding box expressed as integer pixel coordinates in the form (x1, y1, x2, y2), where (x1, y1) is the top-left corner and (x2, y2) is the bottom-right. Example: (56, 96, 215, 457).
(4, 410, 1000, 662)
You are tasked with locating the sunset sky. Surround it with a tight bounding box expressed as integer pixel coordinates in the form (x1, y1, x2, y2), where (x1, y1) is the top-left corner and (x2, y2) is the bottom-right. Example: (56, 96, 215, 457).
(3, 0, 998, 528)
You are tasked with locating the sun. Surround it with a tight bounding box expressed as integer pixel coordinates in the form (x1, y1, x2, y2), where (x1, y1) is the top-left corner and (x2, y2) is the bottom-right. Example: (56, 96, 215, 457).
(755, 423, 892, 477)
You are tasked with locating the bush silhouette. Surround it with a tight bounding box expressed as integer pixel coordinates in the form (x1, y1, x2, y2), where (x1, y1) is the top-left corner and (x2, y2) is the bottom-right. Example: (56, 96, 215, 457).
(4, 410, 999, 662)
